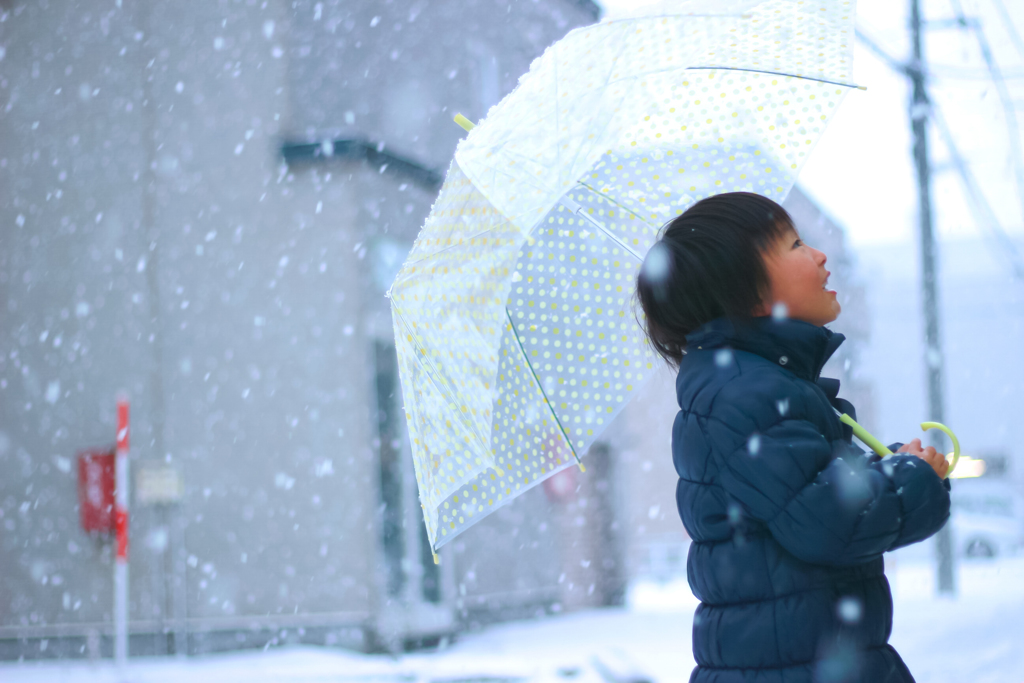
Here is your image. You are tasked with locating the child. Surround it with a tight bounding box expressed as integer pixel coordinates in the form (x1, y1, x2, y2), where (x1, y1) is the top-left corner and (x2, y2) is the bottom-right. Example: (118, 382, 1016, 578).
(635, 192, 951, 683)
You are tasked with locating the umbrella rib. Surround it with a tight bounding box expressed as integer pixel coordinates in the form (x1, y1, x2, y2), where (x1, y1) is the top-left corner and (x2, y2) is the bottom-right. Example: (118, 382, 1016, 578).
(392, 302, 465, 434)
(576, 180, 660, 231)
(562, 20, 635, 191)
(553, 42, 562, 181)
(390, 223, 512, 287)
(391, 302, 491, 456)
(559, 194, 645, 262)
(685, 66, 864, 90)
(503, 307, 583, 469)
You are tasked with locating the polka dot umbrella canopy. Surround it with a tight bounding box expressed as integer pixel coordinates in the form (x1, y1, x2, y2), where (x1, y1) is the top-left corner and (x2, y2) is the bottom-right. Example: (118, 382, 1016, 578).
(388, 0, 860, 554)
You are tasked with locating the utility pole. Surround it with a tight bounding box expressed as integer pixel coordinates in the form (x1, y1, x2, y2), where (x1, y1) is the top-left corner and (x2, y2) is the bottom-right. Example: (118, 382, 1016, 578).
(909, 0, 956, 595)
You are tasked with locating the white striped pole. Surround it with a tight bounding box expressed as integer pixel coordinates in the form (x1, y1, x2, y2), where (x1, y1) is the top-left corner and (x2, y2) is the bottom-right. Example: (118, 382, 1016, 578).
(114, 398, 130, 667)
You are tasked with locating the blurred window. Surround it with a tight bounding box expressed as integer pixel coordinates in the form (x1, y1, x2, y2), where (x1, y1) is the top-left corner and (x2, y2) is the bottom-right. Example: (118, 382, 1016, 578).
(374, 340, 406, 597)
(373, 340, 441, 603)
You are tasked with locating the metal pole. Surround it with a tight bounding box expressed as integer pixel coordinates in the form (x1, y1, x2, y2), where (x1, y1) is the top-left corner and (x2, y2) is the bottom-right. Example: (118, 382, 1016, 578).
(114, 398, 131, 666)
(131, 0, 180, 653)
(909, 0, 956, 595)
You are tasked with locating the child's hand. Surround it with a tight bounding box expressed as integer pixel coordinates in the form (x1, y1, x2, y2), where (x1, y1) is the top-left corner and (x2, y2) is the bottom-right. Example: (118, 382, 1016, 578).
(896, 438, 950, 479)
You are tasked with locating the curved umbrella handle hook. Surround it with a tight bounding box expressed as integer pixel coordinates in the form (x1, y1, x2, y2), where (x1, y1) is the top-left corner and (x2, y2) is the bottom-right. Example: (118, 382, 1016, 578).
(920, 421, 960, 478)
(837, 413, 962, 478)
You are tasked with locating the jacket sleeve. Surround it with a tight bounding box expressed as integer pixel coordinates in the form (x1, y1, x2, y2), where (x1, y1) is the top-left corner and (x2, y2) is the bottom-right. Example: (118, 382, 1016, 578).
(875, 451, 953, 551)
(710, 373, 951, 566)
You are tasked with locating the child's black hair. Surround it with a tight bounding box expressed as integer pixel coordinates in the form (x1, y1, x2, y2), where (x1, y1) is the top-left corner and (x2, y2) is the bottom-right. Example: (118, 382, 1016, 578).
(634, 192, 794, 370)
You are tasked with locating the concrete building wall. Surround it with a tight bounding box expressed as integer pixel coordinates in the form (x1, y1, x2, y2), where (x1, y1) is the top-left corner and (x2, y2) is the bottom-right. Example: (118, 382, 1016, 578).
(0, 0, 601, 659)
(281, 0, 609, 642)
(0, 0, 165, 651)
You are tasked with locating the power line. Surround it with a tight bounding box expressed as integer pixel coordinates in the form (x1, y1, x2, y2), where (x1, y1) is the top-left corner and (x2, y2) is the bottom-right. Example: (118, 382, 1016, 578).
(930, 103, 1024, 279)
(854, 27, 907, 73)
(855, 24, 1024, 80)
(856, 26, 1024, 281)
(938, 4, 1024, 236)
(990, 0, 1024, 62)
(919, 64, 1024, 80)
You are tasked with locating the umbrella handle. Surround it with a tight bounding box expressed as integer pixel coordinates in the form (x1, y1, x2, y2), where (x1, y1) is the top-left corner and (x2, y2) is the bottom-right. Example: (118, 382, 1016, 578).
(838, 413, 893, 457)
(921, 421, 961, 478)
(838, 412, 961, 479)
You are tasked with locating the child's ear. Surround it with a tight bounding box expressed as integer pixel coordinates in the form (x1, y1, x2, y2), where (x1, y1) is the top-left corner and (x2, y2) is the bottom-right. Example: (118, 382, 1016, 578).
(751, 291, 773, 317)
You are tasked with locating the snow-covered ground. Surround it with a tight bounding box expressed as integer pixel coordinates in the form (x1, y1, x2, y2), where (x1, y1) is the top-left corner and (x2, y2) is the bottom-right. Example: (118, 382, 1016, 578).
(4, 557, 1022, 683)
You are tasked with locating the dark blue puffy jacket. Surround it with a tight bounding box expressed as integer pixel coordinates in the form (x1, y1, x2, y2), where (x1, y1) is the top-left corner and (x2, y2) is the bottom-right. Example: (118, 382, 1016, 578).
(673, 316, 951, 683)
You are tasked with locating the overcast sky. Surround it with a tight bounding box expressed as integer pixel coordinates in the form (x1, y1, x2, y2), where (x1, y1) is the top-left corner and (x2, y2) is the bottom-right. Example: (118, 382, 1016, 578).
(597, 0, 1024, 255)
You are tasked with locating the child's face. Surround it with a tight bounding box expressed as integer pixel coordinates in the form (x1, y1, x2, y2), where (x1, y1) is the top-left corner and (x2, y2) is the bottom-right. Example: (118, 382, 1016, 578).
(758, 227, 840, 326)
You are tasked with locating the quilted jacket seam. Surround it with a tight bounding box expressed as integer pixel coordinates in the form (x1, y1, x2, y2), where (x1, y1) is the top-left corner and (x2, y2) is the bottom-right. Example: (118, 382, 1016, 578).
(766, 538, 782, 664)
(773, 488, 859, 547)
(694, 644, 896, 672)
(706, 364, 804, 420)
(836, 462, 901, 557)
(890, 463, 912, 543)
(713, 409, 809, 525)
(678, 475, 716, 486)
(695, 572, 888, 609)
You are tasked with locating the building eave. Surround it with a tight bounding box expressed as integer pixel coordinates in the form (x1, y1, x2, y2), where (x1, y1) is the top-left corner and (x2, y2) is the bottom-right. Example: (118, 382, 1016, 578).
(574, 0, 603, 21)
(281, 138, 443, 192)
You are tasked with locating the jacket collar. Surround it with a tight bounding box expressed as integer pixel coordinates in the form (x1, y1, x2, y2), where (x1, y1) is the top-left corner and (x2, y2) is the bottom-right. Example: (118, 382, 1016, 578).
(681, 316, 845, 383)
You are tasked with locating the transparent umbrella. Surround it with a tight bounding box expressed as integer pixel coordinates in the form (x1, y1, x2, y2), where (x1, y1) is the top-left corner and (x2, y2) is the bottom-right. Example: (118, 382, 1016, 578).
(388, 0, 861, 554)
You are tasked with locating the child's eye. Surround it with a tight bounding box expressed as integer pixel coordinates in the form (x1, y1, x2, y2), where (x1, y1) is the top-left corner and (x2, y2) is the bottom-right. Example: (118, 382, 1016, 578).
(793, 239, 803, 248)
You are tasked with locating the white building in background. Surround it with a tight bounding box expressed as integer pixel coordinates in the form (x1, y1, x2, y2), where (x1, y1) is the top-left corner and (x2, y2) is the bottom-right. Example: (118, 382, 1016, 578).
(0, 0, 613, 659)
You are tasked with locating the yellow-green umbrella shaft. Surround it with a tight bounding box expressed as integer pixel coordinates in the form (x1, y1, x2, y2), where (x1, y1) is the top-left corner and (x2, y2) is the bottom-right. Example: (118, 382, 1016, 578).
(837, 412, 961, 478)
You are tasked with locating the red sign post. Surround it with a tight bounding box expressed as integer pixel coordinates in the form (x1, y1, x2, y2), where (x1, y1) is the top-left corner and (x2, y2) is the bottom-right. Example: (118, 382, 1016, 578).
(114, 398, 129, 667)
(77, 449, 115, 533)
(75, 398, 130, 666)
